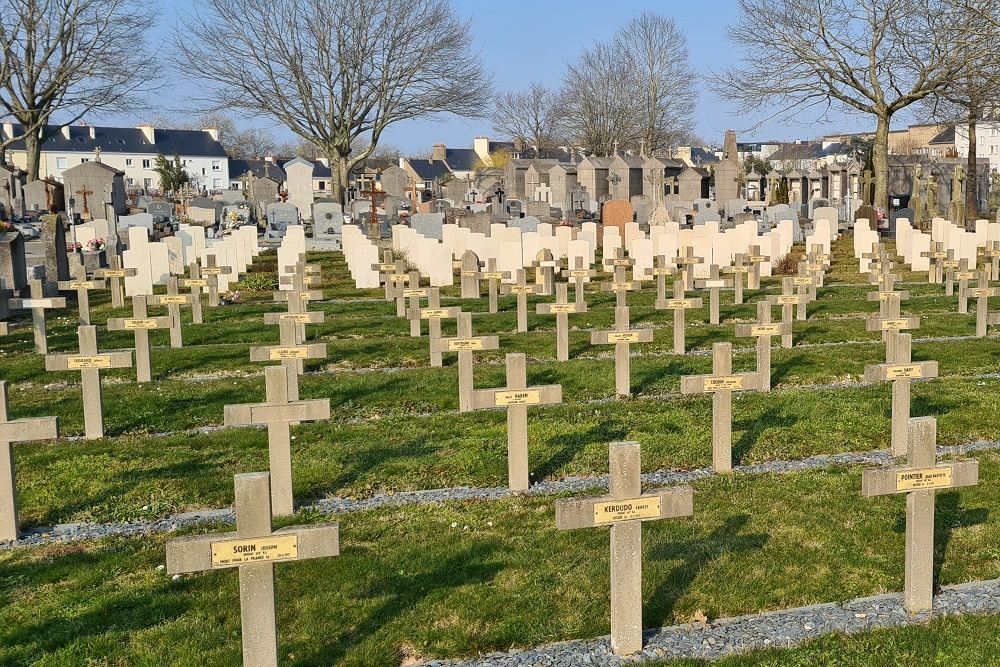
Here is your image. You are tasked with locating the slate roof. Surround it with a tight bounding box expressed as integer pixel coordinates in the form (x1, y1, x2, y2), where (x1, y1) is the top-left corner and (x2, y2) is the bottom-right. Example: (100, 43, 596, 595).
(4, 124, 227, 157)
(406, 158, 451, 180)
(444, 148, 480, 172)
(688, 147, 720, 165)
(767, 141, 849, 161)
(929, 126, 956, 145)
(278, 158, 331, 178)
(229, 159, 287, 182)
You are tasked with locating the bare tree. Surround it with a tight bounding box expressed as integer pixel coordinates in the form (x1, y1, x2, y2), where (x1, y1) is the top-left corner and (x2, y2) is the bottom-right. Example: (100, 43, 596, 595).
(0, 0, 157, 179)
(491, 83, 564, 157)
(561, 12, 696, 156)
(712, 0, 989, 210)
(175, 0, 491, 203)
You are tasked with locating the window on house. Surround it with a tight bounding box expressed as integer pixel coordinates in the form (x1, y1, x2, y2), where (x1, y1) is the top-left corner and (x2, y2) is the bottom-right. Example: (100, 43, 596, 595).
(212, 160, 221, 171)
(56, 157, 67, 169)
(81, 158, 89, 163)
(143, 178, 152, 188)
(202, 168, 206, 176)
(318, 181, 326, 190)
(125, 158, 133, 167)
(142, 159, 151, 169)
(127, 177, 134, 185)
(76, 137, 87, 144)
(116, 139, 126, 145)
(213, 178, 221, 189)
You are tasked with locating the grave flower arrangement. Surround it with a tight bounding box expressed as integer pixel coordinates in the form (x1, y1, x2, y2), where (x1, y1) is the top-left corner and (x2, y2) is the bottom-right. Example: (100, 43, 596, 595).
(222, 209, 248, 231)
(221, 289, 242, 305)
(0, 220, 15, 233)
(86, 237, 106, 252)
(66, 241, 82, 252)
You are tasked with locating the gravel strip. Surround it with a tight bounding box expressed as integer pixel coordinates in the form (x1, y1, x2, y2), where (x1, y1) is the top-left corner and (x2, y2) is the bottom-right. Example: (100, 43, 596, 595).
(4, 438, 998, 551)
(417, 579, 1000, 666)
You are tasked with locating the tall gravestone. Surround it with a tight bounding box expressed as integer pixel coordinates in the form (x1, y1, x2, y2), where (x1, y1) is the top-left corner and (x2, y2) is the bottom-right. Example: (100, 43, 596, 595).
(41, 213, 69, 290)
(714, 130, 740, 204)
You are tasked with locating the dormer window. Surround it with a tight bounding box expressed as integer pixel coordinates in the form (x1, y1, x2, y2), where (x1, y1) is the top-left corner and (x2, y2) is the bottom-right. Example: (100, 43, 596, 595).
(116, 139, 126, 145)
(76, 137, 87, 144)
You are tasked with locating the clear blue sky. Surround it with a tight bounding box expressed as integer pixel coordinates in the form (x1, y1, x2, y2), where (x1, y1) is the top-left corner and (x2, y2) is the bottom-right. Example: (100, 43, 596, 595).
(134, 0, 889, 155)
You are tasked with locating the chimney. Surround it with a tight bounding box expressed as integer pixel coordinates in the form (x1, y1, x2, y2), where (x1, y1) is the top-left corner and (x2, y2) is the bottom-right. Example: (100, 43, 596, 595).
(431, 143, 446, 162)
(1, 122, 11, 140)
(264, 155, 274, 163)
(317, 157, 329, 166)
(203, 127, 219, 142)
(137, 124, 155, 144)
(473, 136, 490, 162)
(61, 126, 71, 140)
(88, 125, 95, 140)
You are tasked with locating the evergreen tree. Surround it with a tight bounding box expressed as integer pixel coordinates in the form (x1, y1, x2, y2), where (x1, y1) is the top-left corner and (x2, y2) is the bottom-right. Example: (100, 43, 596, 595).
(153, 153, 190, 194)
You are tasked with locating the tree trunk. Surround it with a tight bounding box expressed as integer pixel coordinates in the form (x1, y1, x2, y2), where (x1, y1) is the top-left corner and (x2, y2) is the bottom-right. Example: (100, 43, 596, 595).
(24, 132, 42, 182)
(872, 113, 891, 212)
(966, 106, 978, 222)
(337, 154, 350, 206)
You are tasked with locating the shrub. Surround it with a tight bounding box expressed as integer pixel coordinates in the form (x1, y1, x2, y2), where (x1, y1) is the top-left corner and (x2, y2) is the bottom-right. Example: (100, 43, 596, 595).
(772, 253, 798, 275)
(238, 272, 278, 292)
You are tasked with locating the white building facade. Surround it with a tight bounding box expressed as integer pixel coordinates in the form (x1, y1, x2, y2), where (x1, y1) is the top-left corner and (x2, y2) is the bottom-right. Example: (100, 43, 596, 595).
(955, 123, 1000, 173)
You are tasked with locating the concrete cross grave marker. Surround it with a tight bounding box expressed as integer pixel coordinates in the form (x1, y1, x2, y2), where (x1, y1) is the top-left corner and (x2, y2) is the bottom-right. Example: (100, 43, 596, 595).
(471, 353, 562, 490)
(57, 262, 105, 325)
(734, 301, 789, 392)
(655, 280, 702, 354)
(406, 287, 461, 367)
(722, 255, 751, 305)
(939, 254, 960, 297)
(766, 277, 809, 338)
(681, 342, 764, 472)
(531, 249, 558, 296)
(953, 261, 977, 315)
(647, 255, 676, 305)
(0, 381, 58, 541)
(224, 366, 330, 515)
(382, 260, 409, 317)
(106, 294, 172, 382)
(431, 311, 499, 412)
(978, 241, 1000, 280)
(178, 262, 207, 324)
(744, 245, 769, 290)
(249, 322, 326, 403)
(393, 269, 423, 337)
(695, 264, 733, 325)
(148, 278, 194, 348)
(501, 268, 541, 332)
(862, 417, 978, 613)
(864, 333, 938, 456)
(968, 271, 999, 337)
(866, 289, 910, 343)
(793, 264, 819, 308)
(43, 325, 132, 439)
(475, 258, 511, 314)
(9, 279, 66, 353)
(95, 254, 136, 308)
(673, 246, 703, 291)
(272, 278, 323, 343)
(201, 254, 233, 307)
(562, 256, 596, 308)
(591, 306, 653, 397)
(166, 471, 340, 667)
(372, 249, 400, 301)
(866, 312, 920, 354)
(601, 248, 640, 308)
(536, 283, 587, 362)
(919, 242, 949, 284)
(555, 441, 693, 655)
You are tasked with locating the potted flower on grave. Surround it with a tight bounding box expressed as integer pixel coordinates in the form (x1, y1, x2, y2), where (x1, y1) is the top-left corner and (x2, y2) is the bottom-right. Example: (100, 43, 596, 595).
(66, 241, 82, 253)
(221, 289, 242, 305)
(82, 237, 107, 272)
(221, 209, 247, 234)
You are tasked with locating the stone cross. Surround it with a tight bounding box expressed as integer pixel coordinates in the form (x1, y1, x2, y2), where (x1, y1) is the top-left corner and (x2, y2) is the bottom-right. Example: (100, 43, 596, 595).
(655, 280, 702, 354)
(536, 282, 587, 362)
(694, 264, 733, 325)
(862, 417, 978, 613)
(531, 249, 558, 296)
(766, 278, 808, 338)
(43, 325, 132, 439)
(561, 256, 596, 308)
(9, 279, 66, 353)
(475, 258, 511, 314)
(431, 311, 499, 412)
(555, 441, 693, 655)
(201, 254, 233, 307)
(591, 306, 653, 397)
(673, 246, 704, 291)
(459, 251, 482, 299)
(249, 323, 327, 403)
(680, 342, 763, 472)
(382, 261, 408, 317)
(224, 366, 330, 516)
(178, 262, 207, 324)
(0, 381, 58, 541)
(919, 242, 949, 284)
(600, 248, 640, 308)
(406, 288, 460, 367)
(978, 241, 1000, 280)
(793, 263, 819, 305)
(938, 253, 959, 296)
(866, 289, 910, 343)
(866, 312, 920, 356)
(744, 245, 769, 290)
(647, 255, 675, 305)
(272, 277, 323, 344)
(94, 254, 136, 309)
(149, 278, 194, 348)
(501, 268, 541, 332)
(734, 301, 788, 392)
(722, 254, 750, 305)
(106, 294, 172, 382)
(398, 278, 429, 336)
(372, 249, 398, 301)
(57, 262, 105, 325)
(968, 271, 999, 337)
(953, 261, 977, 315)
(471, 353, 562, 491)
(864, 332, 938, 456)
(166, 471, 340, 667)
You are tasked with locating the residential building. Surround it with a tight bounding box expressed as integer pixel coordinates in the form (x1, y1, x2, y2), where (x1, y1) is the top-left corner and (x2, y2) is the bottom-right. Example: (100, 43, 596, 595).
(955, 122, 1000, 172)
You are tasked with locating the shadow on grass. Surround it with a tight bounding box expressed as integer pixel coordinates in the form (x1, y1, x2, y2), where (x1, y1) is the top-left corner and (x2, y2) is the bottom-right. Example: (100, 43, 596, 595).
(732, 407, 798, 465)
(770, 353, 807, 386)
(646, 515, 769, 624)
(534, 420, 630, 481)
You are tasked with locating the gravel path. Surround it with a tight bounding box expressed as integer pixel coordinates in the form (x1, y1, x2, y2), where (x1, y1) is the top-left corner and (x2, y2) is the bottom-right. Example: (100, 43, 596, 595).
(417, 579, 1000, 666)
(4, 438, 996, 551)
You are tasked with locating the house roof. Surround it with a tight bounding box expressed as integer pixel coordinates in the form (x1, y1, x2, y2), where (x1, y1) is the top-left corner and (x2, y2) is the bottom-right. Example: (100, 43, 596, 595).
(229, 159, 287, 182)
(5, 124, 227, 157)
(929, 126, 956, 145)
(768, 141, 849, 161)
(406, 158, 451, 181)
(688, 147, 720, 165)
(444, 148, 479, 172)
(279, 158, 331, 178)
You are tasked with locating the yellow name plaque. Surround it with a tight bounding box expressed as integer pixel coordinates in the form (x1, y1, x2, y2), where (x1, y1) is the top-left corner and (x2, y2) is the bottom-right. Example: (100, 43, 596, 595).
(895, 466, 953, 491)
(67, 355, 112, 369)
(420, 308, 449, 318)
(548, 304, 577, 314)
(158, 295, 190, 305)
(183, 279, 209, 288)
(750, 324, 783, 336)
(269, 347, 309, 360)
(880, 319, 911, 330)
(495, 389, 540, 406)
(211, 535, 298, 567)
(402, 288, 428, 298)
(101, 270, 127, 278)
(123, 318, 160, 329)
(607, 331, 641, 343)
(448, 339, 484, 351)
(885, 364, 924, 379)
(704, 376, 744, 391)
(775, 295, 800, 305)
(68, 281, 96, 289)
(593, 496, 661, 525)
